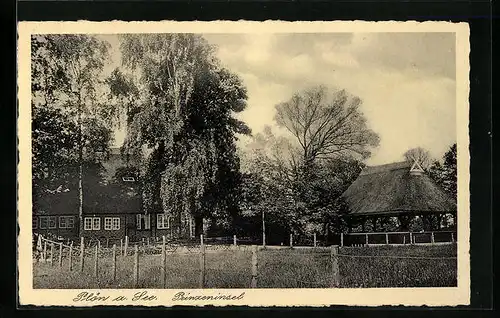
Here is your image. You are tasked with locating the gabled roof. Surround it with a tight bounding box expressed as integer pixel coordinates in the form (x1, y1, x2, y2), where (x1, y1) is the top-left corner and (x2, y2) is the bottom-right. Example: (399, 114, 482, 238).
(342, 161, 456, 216)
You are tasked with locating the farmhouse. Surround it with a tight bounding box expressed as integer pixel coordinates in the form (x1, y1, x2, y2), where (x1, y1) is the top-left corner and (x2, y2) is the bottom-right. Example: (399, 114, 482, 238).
(341, 161, 457, 232)
(33, 147, 196, 243)
(32, 187, 79, 241)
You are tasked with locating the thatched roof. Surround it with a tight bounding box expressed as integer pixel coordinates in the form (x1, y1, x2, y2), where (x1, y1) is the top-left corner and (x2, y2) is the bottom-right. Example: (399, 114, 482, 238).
(342, 161, 456, 216)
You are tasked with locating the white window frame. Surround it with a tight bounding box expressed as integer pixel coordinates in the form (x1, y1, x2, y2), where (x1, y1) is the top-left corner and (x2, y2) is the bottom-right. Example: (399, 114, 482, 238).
(92, 217, 101, 230)
(136, 214, 151, 230)
(48, 216, 57, 229)
(84, 217, 101, 230)
(84, 217, 93, 230)
(157, 214, 170, 229)
(112, 217, 120, 230)
(104, 217, 112, 230)
(39, 216, 48, 229)
(104, 217, 119, 230)
(32, 216, 38, 229)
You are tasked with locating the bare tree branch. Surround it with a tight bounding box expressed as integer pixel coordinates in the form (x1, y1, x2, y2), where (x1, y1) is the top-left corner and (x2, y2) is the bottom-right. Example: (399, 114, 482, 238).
(274, 86, 379, 167)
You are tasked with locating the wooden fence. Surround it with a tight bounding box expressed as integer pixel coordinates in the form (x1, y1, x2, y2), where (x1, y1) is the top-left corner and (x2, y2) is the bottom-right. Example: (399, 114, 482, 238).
(34, 233, 344, 289)
(33, 232, 456, 289)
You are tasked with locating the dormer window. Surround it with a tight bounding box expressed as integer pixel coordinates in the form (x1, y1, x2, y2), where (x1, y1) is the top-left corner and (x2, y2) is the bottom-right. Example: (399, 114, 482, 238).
(122, 176, 136, 182)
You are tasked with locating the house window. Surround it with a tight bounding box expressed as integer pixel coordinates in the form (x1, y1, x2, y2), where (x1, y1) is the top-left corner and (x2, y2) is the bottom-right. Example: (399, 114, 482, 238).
(104, 218, 113, 230)
(104, 217, 120, 230)
(136, 214, 150, 230)
(39, 216, 48, 229)
(122, 176, 135, 182)
(67, 216, 74, 229)
(59, 216, 75, 229)
(84, 217, 93, 230)
(112, 217, 120, 230)
(32, 216, 37, 229)
(157, 214, 170, 229)
(92, 217, 101, 230)
(48, 216, 57, 229)
(84, 217, 101, 230)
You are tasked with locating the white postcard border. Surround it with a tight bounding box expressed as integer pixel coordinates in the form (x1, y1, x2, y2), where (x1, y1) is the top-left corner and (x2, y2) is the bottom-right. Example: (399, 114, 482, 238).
(17, 20, 470, 307)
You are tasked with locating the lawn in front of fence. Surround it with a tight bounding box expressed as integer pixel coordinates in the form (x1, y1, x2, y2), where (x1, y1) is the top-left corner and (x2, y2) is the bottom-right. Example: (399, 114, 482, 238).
(33, 243, 457, 289)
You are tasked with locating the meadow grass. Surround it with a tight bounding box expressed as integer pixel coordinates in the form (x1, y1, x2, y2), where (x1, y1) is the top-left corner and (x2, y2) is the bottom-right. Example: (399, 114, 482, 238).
(33, 243, 457, 289)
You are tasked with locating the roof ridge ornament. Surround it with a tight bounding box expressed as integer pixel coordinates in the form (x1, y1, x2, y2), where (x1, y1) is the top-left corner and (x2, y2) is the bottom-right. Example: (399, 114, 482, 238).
(410, 160, 424, 175)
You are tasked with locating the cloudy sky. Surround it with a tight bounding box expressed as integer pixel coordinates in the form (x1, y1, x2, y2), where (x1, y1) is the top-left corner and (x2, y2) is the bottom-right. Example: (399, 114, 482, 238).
(103, 32, 456, 165)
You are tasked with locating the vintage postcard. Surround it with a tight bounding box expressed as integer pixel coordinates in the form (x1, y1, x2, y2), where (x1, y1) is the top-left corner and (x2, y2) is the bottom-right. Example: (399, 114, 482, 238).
(17, 20, 470, 307)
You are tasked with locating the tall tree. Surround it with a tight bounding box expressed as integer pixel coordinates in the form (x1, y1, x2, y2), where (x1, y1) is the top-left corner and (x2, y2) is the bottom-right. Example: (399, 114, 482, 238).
(119, 34, 249, 235)
(240, 126, 363, 240)
(269, 86, 377, 236)
(274, 85, 379, 167)
(429, 144, 457, 199)
(105, 68, 140, 163)
(404, 147, 433, 170)
(31, 34, 113, 232)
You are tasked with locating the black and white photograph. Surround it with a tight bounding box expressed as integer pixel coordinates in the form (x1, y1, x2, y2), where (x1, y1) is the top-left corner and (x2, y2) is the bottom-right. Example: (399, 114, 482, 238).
(18, 21, 470, 307)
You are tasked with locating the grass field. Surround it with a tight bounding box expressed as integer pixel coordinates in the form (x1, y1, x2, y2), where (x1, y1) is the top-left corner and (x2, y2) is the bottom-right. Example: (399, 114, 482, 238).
(33, 243, 457, 289)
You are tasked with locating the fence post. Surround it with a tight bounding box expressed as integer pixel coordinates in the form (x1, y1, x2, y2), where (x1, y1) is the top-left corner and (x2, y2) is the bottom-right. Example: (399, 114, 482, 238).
(431, 232, 435, 244)
(120, 239, 123, 256)
(124, 236, 128, 256)
(147, 237, 150, 247)
(451, 232, 455, 243)
(233, 235, 237, 247)
(68, 242, 73, 271)
(94, 245, 98, 278)
(43, 240, 47, 262)
(330, 245, 340, 288)
(403, 235, 406, 245)
(79, 237, 85, 272)
(106, 238, 109, 248)
(409, 232, 413, 245)
(340, 233, 344, 247)
(162, 236, 166, 288)
(289, 233, 293, 248)
(200, 234, 204, 247)
(251, 245, 258, 288)
(50, 243, 54, 266)
(133, 245, 139, 288)
(365, 234, 369, 246)
(313, 233, 317, 247)
(112, 244, 116, 281)
(199, 242, 206, 288)
(385, 233, 389, 245)
(58, 242, 63, 267)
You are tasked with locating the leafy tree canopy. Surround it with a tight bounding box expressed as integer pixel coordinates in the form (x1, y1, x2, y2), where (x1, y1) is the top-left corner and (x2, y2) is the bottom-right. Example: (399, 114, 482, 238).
(429, 144, 457, 199)
(118, 34, 250, 233)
